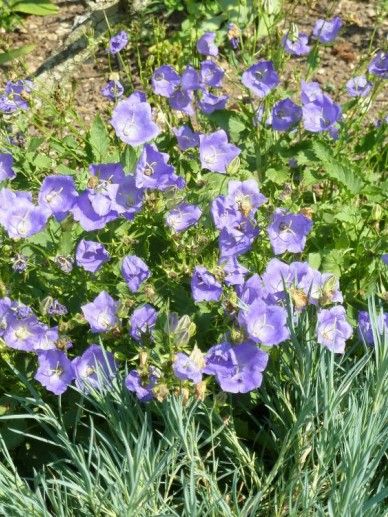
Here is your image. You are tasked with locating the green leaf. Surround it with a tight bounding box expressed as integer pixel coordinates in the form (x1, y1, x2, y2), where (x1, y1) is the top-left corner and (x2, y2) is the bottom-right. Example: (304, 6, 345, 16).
(322, 249, 346, 277)
(312, 141, 363, 194)
(120, 146, 139, 174)
(10, 0, 58, 16)
(0, 44, 35, 65)
(308, 252, 321, 270)
(206, 110, 247, 142)
(266, 167, 289, 185)
(87, 115, 110, 162)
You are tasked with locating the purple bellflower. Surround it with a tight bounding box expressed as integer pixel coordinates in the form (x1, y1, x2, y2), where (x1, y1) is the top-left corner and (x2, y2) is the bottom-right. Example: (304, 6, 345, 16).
(130, 304, 158, 342)
(81, 291, 119, 333)
(76, 239, 110, 273)
(199, 130, 240, 173)
(35, 350, 75, 395)
(38, 175, 78, 220)
(165, 203, 202, 232)
(110, 96, 160, 146)
(173, 125, 200, 150)
(200, 61, 224, 88)
(121, 255, 151, 292)
(198, 91, 228, 114)
(241, 61, 280, 98)
(267, 209, 313, 254)
(125, 369, 157, 402)
(197, 32, 218, 57)
(72, 344, 117, 392)
(0, 154, 16, 181)
(282, 31, 311, 56)
(108, 31, 128, 54)
(302, 93, 341, 133)
(346, 76, 372, 97)
(368, 51, 388, 79)
(191, 266, 222, 302)
(316, 305, 352, 353)
(240, 301, 290, 346)
(101, 80, 124, 100)
(205, 342, 268, 394)
(271, 98, 302, 131)
(226, 179, 267, 218)
(313, 17, 342, 44)
(151, 65, 181, 97)
(135, 143, 185, 190)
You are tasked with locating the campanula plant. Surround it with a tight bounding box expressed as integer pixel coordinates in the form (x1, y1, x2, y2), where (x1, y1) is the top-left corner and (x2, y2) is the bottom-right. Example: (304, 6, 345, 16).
(0, 8, 386, 409)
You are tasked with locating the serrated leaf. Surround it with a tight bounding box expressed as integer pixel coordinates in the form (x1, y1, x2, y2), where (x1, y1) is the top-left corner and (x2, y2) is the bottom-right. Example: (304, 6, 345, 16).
(87, 115, 110, 162)
(312, 141, 363, 194)
(266, 167, 289, 185)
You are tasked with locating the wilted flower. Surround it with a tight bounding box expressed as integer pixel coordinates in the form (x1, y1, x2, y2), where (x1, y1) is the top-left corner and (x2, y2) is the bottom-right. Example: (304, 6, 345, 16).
(121, 255, 151, 292)
(76, 239, 110, 273)
(11, 253, 28, 273)
(200, 61, 224, 87)
(34, 349, 75, 395)
(312, 16, 342, 44)
(125, 369, 157, 402)
(0, 153, 16, 181)
(316, 305, 352, 353)
(101, 80, 124, 100)
(108, 30, 128, 54)
(110, 96, 160, 146)
(368, 51, 388, 79)
(199, 130, 240, 173)
(267, 209, 313, 254)
(130, 304, 158, 342)
(45, 299, 68, 317)
(241, 61, 280, 98)
(191, 266, 222, 302)
(240, 301, 290, 346)
(227, 23, 240, 49)
(166, 203, 202, 232)
(54, 255, 74, 274)
(346, 76, 372, 97)
(38, 175, 78, 220)
(72, 344, 117, 392)
(81, 291, 119, 333)
(173, 125, 200, 150)
(197, 32, 218, 56)
(302, 93, 341, 132)
(282, 31, 310, 56)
